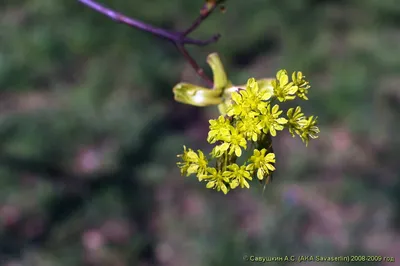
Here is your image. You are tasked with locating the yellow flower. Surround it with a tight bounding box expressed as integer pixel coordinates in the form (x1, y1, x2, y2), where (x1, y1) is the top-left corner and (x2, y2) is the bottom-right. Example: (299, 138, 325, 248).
(227, 90, 247, 117)
(271, 70, 298, 102)
(177, 146, 208, 177)
(298, 116, 320, 146)
(236, 115, 262, 142)
(227, 78, 271, 117)
(246, 149, 276, 180)
(286, 106, 307, 137)
(223, 164, 252, 189)
(286, 107, 320, 146)
(207, 116, 231, 144)
(291, 71, 310, 100)
(211, 125, 247, 157)
(259, 104, 288, 136)
(200, 167, 231, 194)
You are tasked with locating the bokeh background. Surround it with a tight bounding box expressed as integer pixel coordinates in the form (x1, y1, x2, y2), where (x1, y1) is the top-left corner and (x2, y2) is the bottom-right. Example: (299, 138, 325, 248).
(0, 0, 399, 265)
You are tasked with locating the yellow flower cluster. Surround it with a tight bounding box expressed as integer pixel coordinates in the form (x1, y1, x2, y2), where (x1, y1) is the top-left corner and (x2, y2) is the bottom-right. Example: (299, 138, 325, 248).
(177, 69, 319, 194)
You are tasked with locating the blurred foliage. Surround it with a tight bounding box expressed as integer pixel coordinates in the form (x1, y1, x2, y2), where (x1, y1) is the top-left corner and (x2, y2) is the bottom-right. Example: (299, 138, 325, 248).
(0, 0, 399, 265)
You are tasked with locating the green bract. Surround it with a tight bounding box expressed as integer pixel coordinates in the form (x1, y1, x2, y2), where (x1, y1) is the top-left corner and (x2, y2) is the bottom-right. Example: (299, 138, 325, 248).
(175, 55, 320, 194)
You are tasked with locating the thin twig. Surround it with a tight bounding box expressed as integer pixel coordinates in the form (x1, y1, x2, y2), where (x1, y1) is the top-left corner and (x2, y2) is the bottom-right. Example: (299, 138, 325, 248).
(78, 0, 223, 86)
(78, 0, 220, 46)
(182, 2, 219, 36)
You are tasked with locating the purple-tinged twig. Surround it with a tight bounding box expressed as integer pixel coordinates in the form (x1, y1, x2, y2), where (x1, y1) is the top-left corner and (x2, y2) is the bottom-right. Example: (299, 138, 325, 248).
(78, 0, 224, 86)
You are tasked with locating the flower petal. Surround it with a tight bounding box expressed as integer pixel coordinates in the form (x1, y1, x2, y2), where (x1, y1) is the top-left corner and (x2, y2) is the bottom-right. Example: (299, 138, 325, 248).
(235, 146, 242, 157)
(257, 169, 264, 180)
(221, 184, 228, 194)
(206, 181, 215, 188)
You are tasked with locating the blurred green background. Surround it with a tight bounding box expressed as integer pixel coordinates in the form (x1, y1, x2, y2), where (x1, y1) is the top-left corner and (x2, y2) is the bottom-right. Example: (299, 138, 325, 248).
(0, 0, 399, 265)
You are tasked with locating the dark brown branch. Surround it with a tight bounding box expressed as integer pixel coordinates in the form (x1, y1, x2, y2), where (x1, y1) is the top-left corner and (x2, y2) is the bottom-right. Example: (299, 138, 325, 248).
(78, 0, 223, 86)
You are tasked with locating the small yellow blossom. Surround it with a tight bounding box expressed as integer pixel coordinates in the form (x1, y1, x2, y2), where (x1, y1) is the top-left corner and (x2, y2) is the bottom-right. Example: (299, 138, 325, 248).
(227, 78, 271, 117)
(177, 146, 208, 177)
(286, 106, 307, 137)
(246, 149, 276, 180)
(200, 167, 231, 194)
(298, 115, 320, 146)
(259, 104, 288, 136)
(292, 71, 310, 100)
(271, 70, 298, 102)
(211, 125, 247, 157)
(223, 164, 252, 189)
(207, 116, 231, 143)
(236, 116, 262, 142)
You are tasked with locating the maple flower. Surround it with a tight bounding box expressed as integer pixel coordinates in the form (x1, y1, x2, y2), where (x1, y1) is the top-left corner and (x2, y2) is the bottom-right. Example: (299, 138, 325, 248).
(176, 146, 208, 178)
(259, 104, 288, 136)
(246, 149, 276, 180)
(271, 70, 298, 102)
(223, 164, 252, 189)
(200, 167, 231, 194)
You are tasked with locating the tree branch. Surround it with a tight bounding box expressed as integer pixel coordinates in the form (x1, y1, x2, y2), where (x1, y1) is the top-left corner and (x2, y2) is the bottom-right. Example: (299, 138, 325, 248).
(78, 0, 223, 87)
